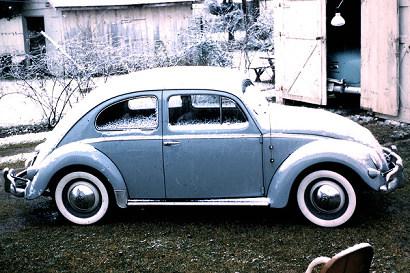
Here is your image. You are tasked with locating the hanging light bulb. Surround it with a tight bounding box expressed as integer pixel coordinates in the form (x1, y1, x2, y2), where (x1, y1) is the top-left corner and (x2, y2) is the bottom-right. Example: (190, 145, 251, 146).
(331, 7, 345, 26)
(331, 0, 346, 27)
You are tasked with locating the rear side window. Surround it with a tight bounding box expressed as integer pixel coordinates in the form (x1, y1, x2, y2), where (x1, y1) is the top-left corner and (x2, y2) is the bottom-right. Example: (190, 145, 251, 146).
(96, 96, 158, 131)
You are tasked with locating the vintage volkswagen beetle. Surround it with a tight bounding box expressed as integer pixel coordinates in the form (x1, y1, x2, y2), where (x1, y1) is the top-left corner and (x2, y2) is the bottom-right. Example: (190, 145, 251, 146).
(3, 66, 405, 227)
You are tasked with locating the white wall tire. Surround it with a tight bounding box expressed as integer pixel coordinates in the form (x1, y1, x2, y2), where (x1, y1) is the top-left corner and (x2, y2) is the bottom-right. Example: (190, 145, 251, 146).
(55, 171, 109, 225)
(297, 170, 356, 227)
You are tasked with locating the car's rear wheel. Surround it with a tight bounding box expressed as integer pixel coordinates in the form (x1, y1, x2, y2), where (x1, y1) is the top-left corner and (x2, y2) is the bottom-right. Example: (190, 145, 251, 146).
(297, 170, 356, 227)
(55, 171, 109, 225)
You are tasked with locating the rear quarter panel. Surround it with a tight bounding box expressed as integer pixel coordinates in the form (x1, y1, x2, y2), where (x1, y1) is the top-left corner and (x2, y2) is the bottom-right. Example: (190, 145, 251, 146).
(25, 143, 127, 200)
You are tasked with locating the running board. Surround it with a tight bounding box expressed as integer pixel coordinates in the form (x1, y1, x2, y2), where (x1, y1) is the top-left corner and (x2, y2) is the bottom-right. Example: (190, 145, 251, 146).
(127, 197, 270, 207)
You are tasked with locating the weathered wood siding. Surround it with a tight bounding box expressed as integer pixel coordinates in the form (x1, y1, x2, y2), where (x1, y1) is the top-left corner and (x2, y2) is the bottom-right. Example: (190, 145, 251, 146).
(361, 0, 409, 123)
(0, 16, 25, 55)
(274, 0, 327, 105)
(361, 0, 400, 117)
(60, 4, 193, 54)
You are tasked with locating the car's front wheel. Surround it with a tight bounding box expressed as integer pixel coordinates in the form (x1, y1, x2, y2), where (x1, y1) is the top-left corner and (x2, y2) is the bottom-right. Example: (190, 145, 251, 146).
(297, 170, 356, 227)
(55, 171, 109, 225)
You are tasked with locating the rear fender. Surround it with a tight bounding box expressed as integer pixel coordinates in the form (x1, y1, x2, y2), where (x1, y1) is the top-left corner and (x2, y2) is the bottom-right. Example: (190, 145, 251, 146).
(26, 143, 127, 207)
(267, 139, 383, 208)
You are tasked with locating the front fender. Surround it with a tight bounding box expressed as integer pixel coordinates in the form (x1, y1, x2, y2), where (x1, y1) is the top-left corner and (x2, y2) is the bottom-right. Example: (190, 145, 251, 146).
(25, 142, 127, 203)
(267, 139, 384, 208)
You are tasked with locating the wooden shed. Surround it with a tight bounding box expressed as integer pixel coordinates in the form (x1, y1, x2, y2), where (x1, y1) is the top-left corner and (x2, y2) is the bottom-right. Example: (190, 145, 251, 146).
(1, 0, 198, 57)
(274, 0, 410, 123)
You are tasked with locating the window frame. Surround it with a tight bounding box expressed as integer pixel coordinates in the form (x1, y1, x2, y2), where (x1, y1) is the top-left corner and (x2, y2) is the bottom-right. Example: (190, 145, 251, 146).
(95, 95, 159, 131)
(167, 93, 249, 130)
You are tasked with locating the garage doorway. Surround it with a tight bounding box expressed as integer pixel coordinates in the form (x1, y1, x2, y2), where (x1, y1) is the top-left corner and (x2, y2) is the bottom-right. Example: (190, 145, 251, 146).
(326, 0, 361, 100)
(25, 16, 45, 55)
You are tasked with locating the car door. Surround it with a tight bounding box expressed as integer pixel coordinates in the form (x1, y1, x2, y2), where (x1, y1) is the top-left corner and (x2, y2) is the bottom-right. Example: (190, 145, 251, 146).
(92, 93, 165, 199)
(163, 90, 264, 199)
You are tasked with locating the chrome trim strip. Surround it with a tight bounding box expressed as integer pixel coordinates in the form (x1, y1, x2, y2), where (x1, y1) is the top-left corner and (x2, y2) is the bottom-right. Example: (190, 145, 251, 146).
(82, 134, 260, 144)
(82, 135, 162, 144)
(127, 197, 270, 207)
(164, 134, 261, 140)
(265, 133, 323, 140)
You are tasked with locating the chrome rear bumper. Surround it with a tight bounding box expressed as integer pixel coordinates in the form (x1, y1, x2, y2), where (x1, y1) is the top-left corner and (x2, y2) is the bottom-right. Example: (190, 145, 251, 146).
(3, 168, 29, 197)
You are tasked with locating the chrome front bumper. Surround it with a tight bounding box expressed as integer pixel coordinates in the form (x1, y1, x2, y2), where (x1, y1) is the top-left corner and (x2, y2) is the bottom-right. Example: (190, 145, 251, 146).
(379, 147, 405, 194)
(3, 168, 29, 197)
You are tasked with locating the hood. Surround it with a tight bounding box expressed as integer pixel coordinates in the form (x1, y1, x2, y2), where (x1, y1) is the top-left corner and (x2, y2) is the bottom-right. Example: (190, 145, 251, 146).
(266, 104, 381, 150)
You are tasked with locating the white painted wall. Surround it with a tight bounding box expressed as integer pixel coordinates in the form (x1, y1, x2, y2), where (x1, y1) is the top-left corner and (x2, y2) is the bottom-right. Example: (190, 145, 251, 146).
(0, 16, 25, 55)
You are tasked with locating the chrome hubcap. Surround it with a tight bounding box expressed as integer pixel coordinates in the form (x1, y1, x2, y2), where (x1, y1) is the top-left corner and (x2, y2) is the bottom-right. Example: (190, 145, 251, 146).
(67, 182, 100, 213)
(310, 181, 345, 214)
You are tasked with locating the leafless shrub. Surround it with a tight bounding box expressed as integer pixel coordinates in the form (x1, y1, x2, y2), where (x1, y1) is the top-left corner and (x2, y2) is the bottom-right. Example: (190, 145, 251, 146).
(0, 3, 273, 128)
(177, 1, 274, 68)
(1, 53, 87, 128)
(0, 32, 154, 128)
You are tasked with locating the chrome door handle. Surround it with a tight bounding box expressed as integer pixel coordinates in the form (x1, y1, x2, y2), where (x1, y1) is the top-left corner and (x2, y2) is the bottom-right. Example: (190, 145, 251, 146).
(164, 140, 180, 146)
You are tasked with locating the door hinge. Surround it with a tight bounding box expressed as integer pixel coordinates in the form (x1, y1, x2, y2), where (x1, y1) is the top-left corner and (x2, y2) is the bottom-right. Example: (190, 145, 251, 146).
(259, 135, 263, 143)
(261, 186, 265, 195)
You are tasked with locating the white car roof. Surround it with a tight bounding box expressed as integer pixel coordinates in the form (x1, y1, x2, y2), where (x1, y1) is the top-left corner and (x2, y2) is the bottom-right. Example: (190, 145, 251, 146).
(50, 66, 250, 144)
(81, 66, 249, 116)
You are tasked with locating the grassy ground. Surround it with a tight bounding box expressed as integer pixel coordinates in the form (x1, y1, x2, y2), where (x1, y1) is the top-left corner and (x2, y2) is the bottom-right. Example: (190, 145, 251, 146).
(0, 119, 408, 272)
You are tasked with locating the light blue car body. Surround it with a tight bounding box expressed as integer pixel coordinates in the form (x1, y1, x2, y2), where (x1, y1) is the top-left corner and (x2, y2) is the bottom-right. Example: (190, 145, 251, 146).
(5, 66, 405, 226)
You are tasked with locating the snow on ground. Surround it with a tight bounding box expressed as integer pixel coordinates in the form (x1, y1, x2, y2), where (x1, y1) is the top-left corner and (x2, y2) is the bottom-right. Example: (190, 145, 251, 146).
(0, 76, 111, 128)
(0, 81, 48, 165)
(0, 131, 49, 146)
(0, 131, 49, 166)
(0, 91, 44, 127)
(0, 152, 36, 166)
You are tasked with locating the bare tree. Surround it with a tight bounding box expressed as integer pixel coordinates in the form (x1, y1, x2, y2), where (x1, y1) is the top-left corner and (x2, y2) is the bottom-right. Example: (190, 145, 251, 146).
(0, 3, 273, 128)
(0, 31, 154, 128)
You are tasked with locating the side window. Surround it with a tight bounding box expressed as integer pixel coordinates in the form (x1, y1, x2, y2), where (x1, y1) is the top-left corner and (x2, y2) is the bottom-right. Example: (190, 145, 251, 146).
(168, 94, 247, 127)
(96, 95, 158, 131)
